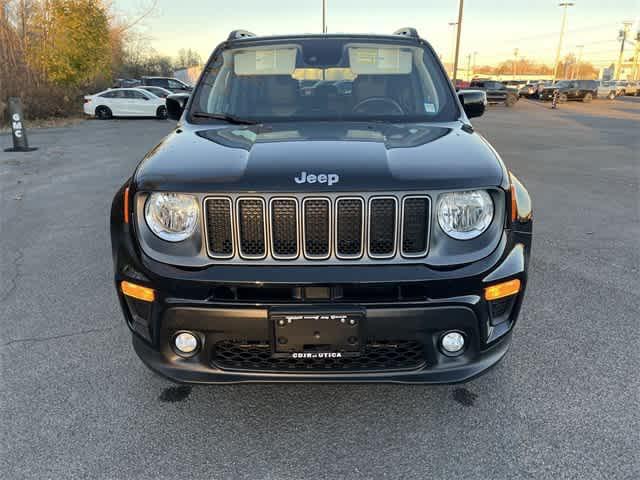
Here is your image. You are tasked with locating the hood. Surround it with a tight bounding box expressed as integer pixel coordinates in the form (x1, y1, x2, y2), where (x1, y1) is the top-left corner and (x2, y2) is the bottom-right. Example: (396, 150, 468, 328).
(134, 122, 506, 192)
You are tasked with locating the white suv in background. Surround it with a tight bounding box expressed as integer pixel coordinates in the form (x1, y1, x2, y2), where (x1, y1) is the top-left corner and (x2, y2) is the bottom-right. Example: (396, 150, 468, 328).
(83, 88, 168, 120)
(596, 81, 617, 100)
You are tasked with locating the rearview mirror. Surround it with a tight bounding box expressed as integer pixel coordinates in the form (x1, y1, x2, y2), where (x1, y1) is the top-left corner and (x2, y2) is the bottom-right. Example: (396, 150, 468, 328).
(166, 93, 190, 121)
(458, 90, 486, 119)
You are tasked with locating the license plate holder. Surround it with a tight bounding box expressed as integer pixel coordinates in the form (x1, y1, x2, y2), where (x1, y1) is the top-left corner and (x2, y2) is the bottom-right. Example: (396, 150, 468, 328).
(271, 309, 363, 355)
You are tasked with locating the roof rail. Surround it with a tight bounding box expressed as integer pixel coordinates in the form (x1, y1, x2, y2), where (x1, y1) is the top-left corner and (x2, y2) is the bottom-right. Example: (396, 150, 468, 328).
(227, 30, 256, 41)
(393, 27, 419, 39)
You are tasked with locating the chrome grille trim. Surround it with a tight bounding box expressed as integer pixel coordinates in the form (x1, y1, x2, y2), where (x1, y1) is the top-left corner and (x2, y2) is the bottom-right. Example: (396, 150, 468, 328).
(202, 192, 433, 264)
(268, 197, 299, 260)
(400, 195, 431, 258)
(367, 196, 398, 259)
(334, 197, 365, 259)
(236, 197, 267, 260)
(302, 197, 332, 260)
(203, 196, 235, 259)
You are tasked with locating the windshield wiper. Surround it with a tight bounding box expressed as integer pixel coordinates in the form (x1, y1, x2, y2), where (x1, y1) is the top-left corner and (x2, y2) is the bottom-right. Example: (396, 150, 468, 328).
(191, 112, 259, 125)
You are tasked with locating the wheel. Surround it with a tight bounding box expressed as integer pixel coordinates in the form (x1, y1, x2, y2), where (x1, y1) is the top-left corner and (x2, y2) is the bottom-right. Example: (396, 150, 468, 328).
(619, 90, 625, 97)
(582, 93, 592, 103)
(608, 91, 616, 100)
(95, 106, 112, 120)
(505, 96, 516, 107)
(156, 105, 168, 120)
(559, 93, 568, 103)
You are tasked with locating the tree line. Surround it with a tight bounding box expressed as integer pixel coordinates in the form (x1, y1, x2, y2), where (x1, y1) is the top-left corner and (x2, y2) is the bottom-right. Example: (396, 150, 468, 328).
(0, 0, 201, 121)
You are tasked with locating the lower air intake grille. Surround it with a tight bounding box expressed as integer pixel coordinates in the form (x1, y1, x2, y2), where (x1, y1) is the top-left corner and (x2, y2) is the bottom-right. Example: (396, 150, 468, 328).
(303, 199, 330, 258)
(401, 196, 430, 256)
(369, 198, 397, 257)
(205, 198, 233, 257)
(270, 199, 298, 258)
(237, 199, 266, 258)
(212, 340, 425, 372)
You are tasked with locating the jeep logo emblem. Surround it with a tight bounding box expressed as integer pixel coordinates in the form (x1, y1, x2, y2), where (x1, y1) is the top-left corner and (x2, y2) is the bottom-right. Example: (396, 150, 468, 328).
(294, 171, 339, 186)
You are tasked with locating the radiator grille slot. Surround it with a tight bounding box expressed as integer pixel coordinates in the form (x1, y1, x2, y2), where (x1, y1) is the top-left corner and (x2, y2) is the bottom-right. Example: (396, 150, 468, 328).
(368, 197, 397, 258)
(237, 199, 266, 258)
(336, 198, 364, 258)
(401, 196, 430, 256)
(303, 198, 330, 259)
(270, 199, 298, 259)
(204, 198, 233, 258)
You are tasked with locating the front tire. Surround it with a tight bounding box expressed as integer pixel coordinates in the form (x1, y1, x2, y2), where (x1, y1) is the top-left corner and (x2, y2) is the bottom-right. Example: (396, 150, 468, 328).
(582, 93, 592, 103)
(156, 105, 168, 120)
(505, 96, 516, 107)
(559, 93, 568, 103)
(608, 91, 616, 100)
(95, 106, 112, 120)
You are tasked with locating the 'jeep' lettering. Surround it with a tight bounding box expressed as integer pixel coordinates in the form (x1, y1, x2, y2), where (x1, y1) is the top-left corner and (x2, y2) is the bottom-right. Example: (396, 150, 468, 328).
(294, 171, 340, 186)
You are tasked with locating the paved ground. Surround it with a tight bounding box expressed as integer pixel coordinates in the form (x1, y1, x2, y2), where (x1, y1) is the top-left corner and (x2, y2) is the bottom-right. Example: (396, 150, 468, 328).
(1, 98, 639, 479)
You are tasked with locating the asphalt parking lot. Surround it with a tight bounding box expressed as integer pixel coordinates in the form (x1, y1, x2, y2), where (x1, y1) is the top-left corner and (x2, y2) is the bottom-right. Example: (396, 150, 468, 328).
(1, 97, 639, 479)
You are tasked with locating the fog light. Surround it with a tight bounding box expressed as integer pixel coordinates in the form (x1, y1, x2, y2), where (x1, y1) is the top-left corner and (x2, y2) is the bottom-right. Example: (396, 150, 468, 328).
(441, 332, 465, 354)
(174, 332, 199, 354)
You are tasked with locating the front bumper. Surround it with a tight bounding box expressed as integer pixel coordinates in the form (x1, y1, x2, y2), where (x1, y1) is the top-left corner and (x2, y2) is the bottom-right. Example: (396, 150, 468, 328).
(112, 202, 531, 383)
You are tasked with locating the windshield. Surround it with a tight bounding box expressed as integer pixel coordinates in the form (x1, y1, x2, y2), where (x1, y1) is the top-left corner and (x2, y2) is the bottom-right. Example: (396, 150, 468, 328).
(554, 81, 571, 88)
(190, 38, 458, 123)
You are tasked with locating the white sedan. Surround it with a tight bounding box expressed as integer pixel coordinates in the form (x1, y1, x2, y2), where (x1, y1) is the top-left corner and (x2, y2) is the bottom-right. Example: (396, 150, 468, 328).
(83, 88, 168, 119)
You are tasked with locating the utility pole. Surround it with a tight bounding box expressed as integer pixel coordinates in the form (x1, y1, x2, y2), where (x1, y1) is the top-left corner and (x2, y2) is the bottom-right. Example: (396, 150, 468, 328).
(322, 0, 327, 33)
(451, 0, 465, 85)
(552, 2, 574, 82)
(513, 48, 519, 78)
(615, 22, 632, 80)
(575, 45, 583, 79)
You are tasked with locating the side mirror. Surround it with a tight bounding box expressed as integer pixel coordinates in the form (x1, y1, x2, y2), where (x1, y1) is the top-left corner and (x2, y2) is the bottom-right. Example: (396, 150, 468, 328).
(458, 90, 486, 119)
(166, 93, 190, 121)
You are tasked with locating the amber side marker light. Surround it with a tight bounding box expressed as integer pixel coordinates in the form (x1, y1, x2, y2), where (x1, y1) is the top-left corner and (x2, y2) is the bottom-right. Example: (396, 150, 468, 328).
(484, 279, 521, 301)
(124, 187, 130, 224)
(121, 281, 155, 302)
(510, 183, 518, 222)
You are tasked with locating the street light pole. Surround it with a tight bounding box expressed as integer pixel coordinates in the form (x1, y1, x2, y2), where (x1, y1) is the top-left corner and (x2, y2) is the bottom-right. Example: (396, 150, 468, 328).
(552, 2, 574, 82)
(451, 0, 465, 85)
(513, 48, 519, 78)
(448, 21, 458, 72)
(322, 0, 327, 33)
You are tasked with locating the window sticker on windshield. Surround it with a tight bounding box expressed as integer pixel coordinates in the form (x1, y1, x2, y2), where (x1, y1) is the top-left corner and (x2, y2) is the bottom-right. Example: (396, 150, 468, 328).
(424, 103, 436, 113)
(234, 48, 297, 75)
(348, 47, 412, 75)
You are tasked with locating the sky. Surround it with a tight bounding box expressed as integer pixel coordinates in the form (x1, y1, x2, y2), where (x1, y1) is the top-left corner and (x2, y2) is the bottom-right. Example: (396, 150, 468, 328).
(113, 0, 640, 68)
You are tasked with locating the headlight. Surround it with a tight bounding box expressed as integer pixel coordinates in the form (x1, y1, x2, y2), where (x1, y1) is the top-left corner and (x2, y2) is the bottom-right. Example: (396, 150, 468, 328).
(144, 193, 199, 242)
(437, 190, 494, 240)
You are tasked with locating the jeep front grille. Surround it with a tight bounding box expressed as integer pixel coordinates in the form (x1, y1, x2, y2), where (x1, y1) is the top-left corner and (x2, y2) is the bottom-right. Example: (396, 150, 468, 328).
(204, 193, 430, 263)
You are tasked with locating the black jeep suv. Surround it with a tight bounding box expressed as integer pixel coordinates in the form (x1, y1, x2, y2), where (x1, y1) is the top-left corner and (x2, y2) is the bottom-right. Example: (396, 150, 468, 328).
(540, 79, 598, 102)
(110, 28, 533, 384)
(469, 80, 518, 106)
